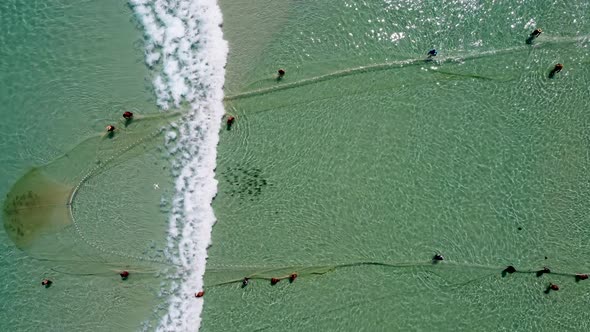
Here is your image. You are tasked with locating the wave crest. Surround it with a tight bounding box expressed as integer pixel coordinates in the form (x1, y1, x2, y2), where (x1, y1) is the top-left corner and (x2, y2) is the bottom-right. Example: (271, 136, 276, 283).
(130, 0, 228, 330)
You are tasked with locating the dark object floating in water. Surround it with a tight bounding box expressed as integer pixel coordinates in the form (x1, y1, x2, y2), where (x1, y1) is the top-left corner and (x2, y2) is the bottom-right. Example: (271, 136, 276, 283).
(537, 267, 551, 277)
(545, 283, 559, 293)
(3, 112, 181, 261)
(526, 28, 542, 44)
(549, 63, 563, 78)
(120, 271, 130, 280)
(501, 265, 517, 277)
(503, 266, 517, 274)
(226, 116, 235, 130)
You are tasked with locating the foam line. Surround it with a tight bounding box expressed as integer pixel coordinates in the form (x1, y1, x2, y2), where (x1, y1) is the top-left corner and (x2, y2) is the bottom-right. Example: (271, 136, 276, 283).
(130, 0, 228, 330)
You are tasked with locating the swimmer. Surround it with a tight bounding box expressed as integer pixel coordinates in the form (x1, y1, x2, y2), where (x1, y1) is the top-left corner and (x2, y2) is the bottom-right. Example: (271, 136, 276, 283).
(41, 279, 52, 288)
(526, 28, 543, 44)
(226, 116, 235, 130)
(433, 253, 444, 261)
(120, 271, 130, 280)
(575, 274, 588, 281)
(530, 28, 542, 38)
(242, 277, 249, 287)
(537, 267, 551, 277)
(289, 273, 298, 283)
(503, 266, 517, 274)
(106, 125, 115, 132)
(549, 283, 559, 291)
(270, 278, 280, 285)
(278, 68, 286, 78)
(195, 291, 205, 298)
(427, 49, 438, 57)
(549, 63, 563, 78)
(123, 111, 134, 120)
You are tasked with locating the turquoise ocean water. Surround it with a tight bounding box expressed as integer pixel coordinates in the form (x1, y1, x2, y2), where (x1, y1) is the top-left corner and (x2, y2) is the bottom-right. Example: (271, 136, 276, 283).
(1, 0, 227, 330)
(205, 0, 590, 331)
(0, 1, 176, 330)
(3, 0, 590, 331)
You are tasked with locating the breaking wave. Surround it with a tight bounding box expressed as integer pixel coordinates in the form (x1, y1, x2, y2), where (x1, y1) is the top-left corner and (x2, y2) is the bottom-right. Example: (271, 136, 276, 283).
(130, 0, 227, 330)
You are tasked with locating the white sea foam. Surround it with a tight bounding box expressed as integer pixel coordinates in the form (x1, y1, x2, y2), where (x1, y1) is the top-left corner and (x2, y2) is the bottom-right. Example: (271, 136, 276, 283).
(130, 0, 227, 330)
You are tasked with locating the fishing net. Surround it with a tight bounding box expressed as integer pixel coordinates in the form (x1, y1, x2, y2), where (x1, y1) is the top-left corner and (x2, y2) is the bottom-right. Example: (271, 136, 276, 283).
(3, 112, 181, 274)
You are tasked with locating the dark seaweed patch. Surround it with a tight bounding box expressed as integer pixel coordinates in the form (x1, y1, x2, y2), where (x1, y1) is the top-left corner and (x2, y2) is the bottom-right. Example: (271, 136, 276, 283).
(221, 166, 269, 201)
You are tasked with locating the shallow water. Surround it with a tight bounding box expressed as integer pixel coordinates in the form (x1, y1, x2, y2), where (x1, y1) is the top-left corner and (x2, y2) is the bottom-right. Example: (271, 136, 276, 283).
(204, 0, 590, 330)
(0, 1, 175, 330)
(2, 0, 590, 330)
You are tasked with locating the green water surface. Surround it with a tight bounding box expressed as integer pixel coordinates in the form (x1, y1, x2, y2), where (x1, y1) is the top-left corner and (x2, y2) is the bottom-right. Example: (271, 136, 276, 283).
(204, 0, 590, 331)
(0, 1, 175, 331)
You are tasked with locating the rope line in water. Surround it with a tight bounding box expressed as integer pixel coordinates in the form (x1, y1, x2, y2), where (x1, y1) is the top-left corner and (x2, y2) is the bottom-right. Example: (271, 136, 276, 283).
(28, 253, 165, 278)
(44, 34, 590, 286)
(224, 35, 590, 102)
(204, 260, 589, 288)
(223, 45, 531, 101)
(31, 254, 142, 268)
